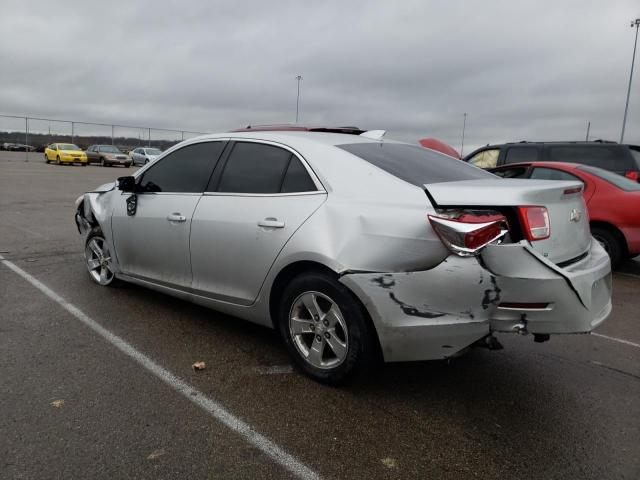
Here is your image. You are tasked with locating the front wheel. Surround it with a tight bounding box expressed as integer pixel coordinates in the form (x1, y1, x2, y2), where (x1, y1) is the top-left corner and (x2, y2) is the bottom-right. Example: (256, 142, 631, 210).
(278, 271, 378, 384)
(85, 230, 117, 286)
(56, 156, 61, 165)
(592, 226, 624, 267)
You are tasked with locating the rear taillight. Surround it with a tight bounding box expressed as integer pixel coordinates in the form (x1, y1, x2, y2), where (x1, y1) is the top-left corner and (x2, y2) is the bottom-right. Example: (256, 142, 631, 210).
(428, 210, 509, 257)
(517, 206, 550, 241)
(624, 170, 640, 182)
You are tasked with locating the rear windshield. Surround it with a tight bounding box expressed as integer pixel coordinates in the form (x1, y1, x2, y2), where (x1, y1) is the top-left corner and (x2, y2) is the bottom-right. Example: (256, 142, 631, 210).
(338, 143, 495, 185)
(578, 165, 640, 191)
(58, 144, 81, 151)
(547, 145, 630, 171)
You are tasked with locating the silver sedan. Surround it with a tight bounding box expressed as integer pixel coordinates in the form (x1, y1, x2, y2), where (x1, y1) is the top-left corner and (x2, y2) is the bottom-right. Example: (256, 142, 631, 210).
(75, 131, 612, 384)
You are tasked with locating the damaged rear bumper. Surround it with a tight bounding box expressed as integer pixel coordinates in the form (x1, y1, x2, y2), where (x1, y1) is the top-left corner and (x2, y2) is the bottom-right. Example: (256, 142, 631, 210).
(339, 239, 612, 363)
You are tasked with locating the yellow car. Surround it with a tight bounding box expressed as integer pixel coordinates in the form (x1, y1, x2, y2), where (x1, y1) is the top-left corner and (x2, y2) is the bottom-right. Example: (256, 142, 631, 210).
(44, 143, 88, 165)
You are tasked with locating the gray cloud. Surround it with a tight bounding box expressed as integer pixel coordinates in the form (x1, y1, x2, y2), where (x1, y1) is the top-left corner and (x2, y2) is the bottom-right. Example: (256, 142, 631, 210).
(0, 0, 638, 152)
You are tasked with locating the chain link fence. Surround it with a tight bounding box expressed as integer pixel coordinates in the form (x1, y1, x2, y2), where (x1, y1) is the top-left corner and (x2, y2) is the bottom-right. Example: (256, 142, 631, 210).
(0, 113, 209, 160)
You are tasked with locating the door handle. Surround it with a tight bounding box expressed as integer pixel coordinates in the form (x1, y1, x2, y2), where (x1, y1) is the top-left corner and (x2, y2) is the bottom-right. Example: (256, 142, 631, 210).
(258, 217, 285, 228)
(166, 213, 186, 222)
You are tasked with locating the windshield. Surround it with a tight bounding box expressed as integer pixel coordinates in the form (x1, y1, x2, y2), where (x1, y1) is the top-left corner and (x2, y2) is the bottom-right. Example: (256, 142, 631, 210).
(145, 148, 161, 155)
(338, 142, 495, 186)
(578, 165, 640, 191)
(100, 146, 121, 153)
(58, 144, 82, 151)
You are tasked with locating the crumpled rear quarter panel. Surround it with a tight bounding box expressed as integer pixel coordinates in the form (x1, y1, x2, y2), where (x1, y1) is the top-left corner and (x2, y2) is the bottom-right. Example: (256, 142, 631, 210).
(340, 256, 493, 362)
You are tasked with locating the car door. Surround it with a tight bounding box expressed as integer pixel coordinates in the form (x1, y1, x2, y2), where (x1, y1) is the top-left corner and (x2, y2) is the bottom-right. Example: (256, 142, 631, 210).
(111, 140, 227, 289)
(190, 140, 327, 305)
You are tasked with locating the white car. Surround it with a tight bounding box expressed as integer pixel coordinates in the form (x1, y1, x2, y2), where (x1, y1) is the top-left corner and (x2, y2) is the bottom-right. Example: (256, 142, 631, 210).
(129, 147, 162, 165)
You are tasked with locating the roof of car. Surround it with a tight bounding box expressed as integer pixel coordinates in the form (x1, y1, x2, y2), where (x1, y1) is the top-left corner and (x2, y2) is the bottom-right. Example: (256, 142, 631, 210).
(229, 124, 366, 135)
(190, 130, 385, 147)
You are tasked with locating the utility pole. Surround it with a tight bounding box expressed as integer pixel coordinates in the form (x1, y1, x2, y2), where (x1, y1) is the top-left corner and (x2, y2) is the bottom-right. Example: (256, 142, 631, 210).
(585, 121, 591, 141)
(621, 18, 640, 143)
(460, 113, 467, 157)
(295, 75, 303, 123)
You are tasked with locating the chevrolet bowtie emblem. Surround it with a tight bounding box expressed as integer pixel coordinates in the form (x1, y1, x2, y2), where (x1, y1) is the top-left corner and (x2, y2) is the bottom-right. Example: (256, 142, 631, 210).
(570, 209, 582, 222)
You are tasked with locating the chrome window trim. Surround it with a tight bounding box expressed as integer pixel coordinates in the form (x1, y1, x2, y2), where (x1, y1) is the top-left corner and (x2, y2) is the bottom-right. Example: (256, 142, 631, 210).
(211, 137, 326, 194)
(202, 191, 326, 198)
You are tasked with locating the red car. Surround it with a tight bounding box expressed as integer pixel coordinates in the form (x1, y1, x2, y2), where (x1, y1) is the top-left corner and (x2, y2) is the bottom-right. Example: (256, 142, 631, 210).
(491, 161, 640, 266)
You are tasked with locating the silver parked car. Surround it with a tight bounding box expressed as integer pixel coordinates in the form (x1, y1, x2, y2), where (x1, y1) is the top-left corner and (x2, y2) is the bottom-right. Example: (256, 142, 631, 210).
(86, 145, 132, 167)
(130, 147, 162, 165)
(75, 131, 612, 384)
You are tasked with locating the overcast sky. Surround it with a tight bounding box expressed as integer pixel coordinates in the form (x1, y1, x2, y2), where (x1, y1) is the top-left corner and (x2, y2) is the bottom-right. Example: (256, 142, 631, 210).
(0, 0, 638, 152)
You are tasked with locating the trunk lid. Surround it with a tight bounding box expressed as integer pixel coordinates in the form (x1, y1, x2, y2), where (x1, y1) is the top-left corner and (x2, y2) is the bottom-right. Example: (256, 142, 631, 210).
(424, 179, 591, 264)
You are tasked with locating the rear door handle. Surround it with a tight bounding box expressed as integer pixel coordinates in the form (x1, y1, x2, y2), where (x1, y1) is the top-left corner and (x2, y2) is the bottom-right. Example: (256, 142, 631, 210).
(167, 213, 186, 223)
(258, 217, 285, 228)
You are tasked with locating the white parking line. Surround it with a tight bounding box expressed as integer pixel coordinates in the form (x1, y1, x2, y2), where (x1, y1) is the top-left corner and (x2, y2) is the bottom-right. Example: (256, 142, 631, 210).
(0, 255, 320, 480)
(592, 332, 640, 349)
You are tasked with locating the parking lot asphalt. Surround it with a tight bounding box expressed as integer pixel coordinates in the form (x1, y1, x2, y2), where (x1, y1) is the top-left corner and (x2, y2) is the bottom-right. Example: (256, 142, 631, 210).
(1, 151, 639, 479)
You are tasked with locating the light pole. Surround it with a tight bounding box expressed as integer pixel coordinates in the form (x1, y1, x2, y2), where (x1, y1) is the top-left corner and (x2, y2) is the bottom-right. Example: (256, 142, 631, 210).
(460, 112, 467, 157)
(621, 18, 640, 143)
(295, 75, 303, 123)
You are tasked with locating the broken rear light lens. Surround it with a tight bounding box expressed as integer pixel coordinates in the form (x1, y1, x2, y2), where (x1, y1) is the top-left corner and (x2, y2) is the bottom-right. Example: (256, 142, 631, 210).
(428, 210, 509, 257)
(517, 206, 550, 241)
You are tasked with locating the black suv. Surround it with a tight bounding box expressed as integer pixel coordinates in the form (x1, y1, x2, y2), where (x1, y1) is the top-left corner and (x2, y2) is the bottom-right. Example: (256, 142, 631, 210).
(464, 141, 640, 182)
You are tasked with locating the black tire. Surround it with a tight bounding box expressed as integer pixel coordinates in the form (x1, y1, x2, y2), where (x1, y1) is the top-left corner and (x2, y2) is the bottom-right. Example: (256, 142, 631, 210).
(144, 158, 149, 164)
(44, 154, 49, 163)
(100, 157, 107, 167)
(56, 156, 61, 165)
(277, 271, 378, 384)
(592, 226, 623, 267)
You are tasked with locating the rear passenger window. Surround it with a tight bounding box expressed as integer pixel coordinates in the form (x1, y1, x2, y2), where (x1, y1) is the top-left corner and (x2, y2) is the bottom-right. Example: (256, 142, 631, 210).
(281, 157, 317, 193)
(530, 167, 582, 182)
(504, 147, 538, 164)
(547, 146, 630, 171)
(138, 141, 224, 193)
(217, 142, 291, 194)
(493, 166, 529, 178)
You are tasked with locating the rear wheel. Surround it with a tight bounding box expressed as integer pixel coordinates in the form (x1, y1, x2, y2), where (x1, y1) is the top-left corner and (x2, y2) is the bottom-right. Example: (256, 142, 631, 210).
(85, 229, 117, 286)
(100, 157, 107, 167)
(278, 271, 378, 384)
(592, 226, 623, 267)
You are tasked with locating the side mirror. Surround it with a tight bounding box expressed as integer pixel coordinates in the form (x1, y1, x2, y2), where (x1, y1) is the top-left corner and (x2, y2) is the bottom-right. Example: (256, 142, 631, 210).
(117, 176, 136, 192)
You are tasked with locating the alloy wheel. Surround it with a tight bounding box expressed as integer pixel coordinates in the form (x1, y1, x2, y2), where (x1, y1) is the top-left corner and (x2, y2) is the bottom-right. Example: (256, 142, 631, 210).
(85, 236, 115, 285)
(289, 291, 349, 369)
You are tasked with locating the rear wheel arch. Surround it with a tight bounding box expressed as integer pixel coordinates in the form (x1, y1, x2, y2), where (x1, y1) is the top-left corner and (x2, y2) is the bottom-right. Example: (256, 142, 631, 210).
(590, 220, 628, 263)
(268, 260, 383, 361)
